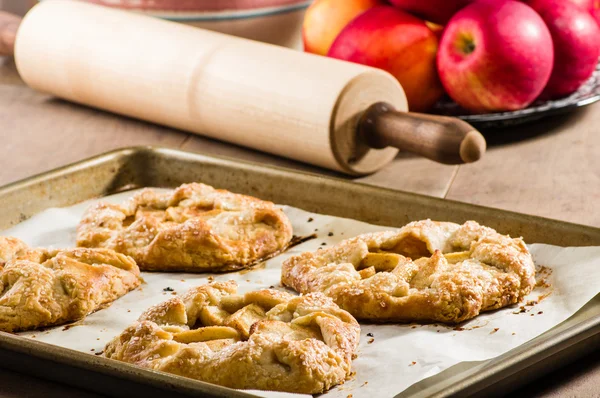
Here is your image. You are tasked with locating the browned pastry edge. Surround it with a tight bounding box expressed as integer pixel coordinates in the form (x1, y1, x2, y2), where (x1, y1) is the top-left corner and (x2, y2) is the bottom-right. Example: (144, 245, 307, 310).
(0, 236, 30, 270)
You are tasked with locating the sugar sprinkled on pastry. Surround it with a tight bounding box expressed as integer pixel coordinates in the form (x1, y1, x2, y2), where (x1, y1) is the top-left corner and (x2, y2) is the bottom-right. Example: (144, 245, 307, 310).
(104, 281, 359, 394)
(282, 220, 536, 324)
(76, 183, 293, 272)
(0, 242, 141, 333)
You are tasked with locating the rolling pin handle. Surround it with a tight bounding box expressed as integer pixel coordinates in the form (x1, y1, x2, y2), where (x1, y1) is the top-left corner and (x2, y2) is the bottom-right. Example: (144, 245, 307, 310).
(0, 12, 21, 57)
(359, 102, 487, 164)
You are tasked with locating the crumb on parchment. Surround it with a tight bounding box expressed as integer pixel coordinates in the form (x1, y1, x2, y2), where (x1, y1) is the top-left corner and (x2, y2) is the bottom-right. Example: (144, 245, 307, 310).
(513, 306, 527, 314)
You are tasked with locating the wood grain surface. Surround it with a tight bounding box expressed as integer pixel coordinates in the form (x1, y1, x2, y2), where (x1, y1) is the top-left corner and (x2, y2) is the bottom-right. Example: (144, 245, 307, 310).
(0, 56, 599, 397)
(0, 369, 101, 398)
(447, 105, 600, 227)
(0, 57, 188, 185)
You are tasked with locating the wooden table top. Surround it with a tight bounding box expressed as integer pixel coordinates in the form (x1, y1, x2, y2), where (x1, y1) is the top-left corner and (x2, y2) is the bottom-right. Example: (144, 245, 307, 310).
(0, 56, 599, 397)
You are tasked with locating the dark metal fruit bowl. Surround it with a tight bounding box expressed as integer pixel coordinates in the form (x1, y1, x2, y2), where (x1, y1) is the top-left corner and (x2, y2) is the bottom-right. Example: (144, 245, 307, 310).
(433, 62, 600, 129)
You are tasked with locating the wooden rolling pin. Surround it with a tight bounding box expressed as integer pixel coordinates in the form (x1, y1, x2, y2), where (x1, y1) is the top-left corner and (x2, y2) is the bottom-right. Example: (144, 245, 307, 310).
(0, 0, 486, 175)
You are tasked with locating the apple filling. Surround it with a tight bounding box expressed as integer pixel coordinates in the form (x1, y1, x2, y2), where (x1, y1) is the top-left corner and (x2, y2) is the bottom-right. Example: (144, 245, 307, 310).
(357, 252, 411, 279)
(172, 326, 240, 344)
(189, 293, 283, 342)
(138, 287, 302, 354)
(355, 238, 473, 281)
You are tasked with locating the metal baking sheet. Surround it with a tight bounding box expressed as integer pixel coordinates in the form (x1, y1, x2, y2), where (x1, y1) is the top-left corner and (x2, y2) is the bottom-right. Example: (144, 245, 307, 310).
(0, 146, 598, 398)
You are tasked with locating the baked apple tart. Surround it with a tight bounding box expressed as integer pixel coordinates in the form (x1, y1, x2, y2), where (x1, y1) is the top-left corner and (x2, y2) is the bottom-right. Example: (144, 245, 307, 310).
(0, 239, 141, 332)
(104, 281, 359, 394)
(282, 220, 536, 324)
(77, 183, 293, 272)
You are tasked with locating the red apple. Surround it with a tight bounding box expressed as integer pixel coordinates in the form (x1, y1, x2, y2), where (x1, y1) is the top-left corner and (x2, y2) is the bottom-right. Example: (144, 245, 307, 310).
(562, 0, 600, 26)
(590, 1, 600, 25)
(302, 0, 384, 56)
(437, 0, 554, 113)
(388, 0, 472, 25)
(527, 0, 600, 98)
(328, 6, 444, 112)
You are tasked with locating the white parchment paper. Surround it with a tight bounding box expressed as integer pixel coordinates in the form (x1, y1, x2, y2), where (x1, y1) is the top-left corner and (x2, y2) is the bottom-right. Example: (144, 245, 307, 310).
(3, 189, 600, 398)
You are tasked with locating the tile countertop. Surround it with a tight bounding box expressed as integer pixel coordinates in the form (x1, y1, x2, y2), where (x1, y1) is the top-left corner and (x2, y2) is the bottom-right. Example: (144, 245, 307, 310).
(0, 56, 599, 397)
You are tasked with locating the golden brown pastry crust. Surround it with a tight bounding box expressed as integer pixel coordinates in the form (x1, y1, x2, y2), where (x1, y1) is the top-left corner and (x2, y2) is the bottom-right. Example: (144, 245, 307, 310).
(76, 183, 293, 272)
(282, 220, 536, 324)
(0, 245, 141, 333)
(0, 236, 30, 270)
(104, 281, 360, 394)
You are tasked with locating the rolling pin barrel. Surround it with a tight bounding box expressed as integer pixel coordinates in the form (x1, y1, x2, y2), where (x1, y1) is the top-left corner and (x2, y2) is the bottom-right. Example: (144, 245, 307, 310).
(1, 1, 485, 175)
